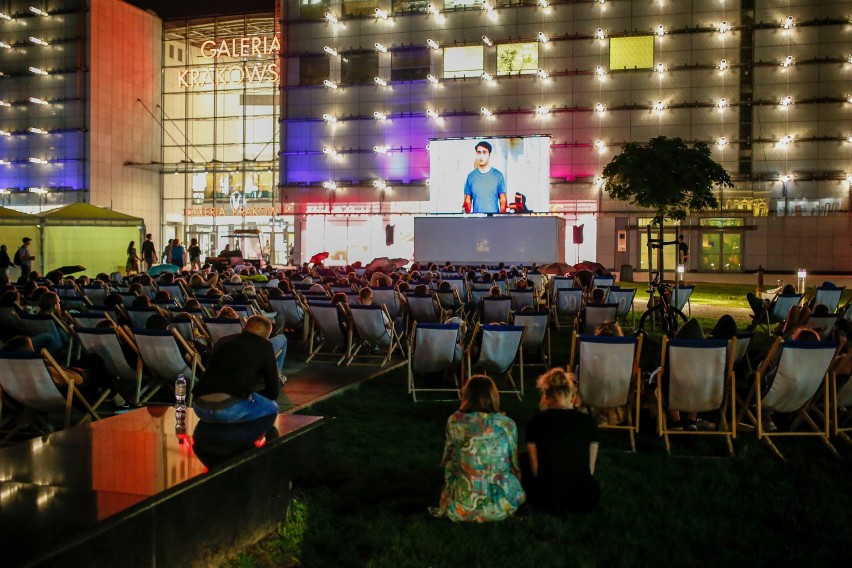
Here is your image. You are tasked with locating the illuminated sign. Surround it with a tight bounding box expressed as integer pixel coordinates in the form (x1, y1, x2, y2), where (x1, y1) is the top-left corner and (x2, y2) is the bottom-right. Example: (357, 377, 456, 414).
(179, 35, 281, 88)
(185, 206, 280, 217)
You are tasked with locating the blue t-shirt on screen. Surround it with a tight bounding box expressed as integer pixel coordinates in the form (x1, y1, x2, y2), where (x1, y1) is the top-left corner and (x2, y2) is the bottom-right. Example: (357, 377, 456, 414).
(464, 168, 507, 213)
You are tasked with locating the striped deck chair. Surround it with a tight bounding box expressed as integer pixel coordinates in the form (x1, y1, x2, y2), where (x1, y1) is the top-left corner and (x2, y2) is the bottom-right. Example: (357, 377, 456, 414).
(606, 288, 637, 328)
(803, 315, 838, 340)
(553, 289, 584, 328)
(526, 273, 545, 296)
(348, 304, 403, 367)
(582, 304, 619, 335)
(371, 287, 404, 320)
(408, 322, 463, 402)
(74, 326, 146, 404)
(813, 285, 844, 314)
(20, 313, 73, 365)
(406, 294, 444, 326)
(126, 327, 203, 406)
(305, 302, 350, 365)
(549, 276, 575, 307)
(202, 317, 243, 345)
(510, 289, 536, 312)
(126, 307, 162, 330)
(670, 285, 695, 317)
(756, 293, 803, 334)
(513, 311, 550, 369)
(480, 297, 512, 325)
(269, 296, 307, 340)
(466, 324, 526, 400)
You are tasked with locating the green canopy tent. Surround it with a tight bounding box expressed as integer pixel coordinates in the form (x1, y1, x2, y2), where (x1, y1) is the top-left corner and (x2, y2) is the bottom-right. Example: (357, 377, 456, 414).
(40, 203, 144, 277)
(0, 206, 41, 277)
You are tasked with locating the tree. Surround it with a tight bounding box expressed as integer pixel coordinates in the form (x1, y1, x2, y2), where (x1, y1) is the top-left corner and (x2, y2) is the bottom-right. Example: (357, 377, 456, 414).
(601, 136, 733, 275)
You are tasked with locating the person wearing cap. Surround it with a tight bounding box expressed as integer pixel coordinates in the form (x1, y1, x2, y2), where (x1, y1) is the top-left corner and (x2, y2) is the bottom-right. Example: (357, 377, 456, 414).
(16, 237, 35, 277)
(463, 140, 507, 214)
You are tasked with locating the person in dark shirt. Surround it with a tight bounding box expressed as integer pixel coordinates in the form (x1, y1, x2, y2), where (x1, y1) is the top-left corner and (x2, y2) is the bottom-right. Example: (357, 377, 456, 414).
(192, 315, 280, 423)
(522, 368, 600, 514)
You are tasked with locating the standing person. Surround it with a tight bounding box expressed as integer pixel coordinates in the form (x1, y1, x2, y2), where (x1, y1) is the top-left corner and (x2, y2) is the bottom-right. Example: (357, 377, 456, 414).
(140, 233, 157, 271)
(170, 238, 185, 269)
(462, 141, 507, 214)
(16, 237, 35, 277)
(0, 244, 12, 278)
(678, 235, 689, 266)
(162, 239, 173, 266)
(125, 241, 140, 275)
(192, 315, 280, 423)
(431, 375, 525, 522)
(188, 238, 202, 272)
(521, 368, 600, 514)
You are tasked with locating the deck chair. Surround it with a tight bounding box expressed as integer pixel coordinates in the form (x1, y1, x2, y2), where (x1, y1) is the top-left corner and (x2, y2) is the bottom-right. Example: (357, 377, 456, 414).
(550, 276, 575, 307)
(0, 306, 24, 339)
(492, 279, 508, 295)
(480, 297, 512, 325)
(127, 327, 203, 406)
(202, 317, 243, 345)
(803, 315, 838, 340)
(407, 322, 463, 402)
(606, 288, 637, 328)
(305, 302, 350, 365)
(813, 285, 844, 314)
(71, 310, 112, 329)
(657, 337, 737, 455)
(406, 294, 444, 325)
(119, 292, 137, 308)
(592, 274, 615, 289)
(269, 296, 308, 340)
(526, 273, 545, 296)
(513, 312, 550, 369)
(733, 332, 754, 373)
(56, 284, 81, 300)
(348, 304, 404, 367)
(553, 289, 584, 328)
(196, 297, 224, 317)
(436, 289, 464, 316)
(466, 324, 526, 400)
(510, 289, 536, 312)
(738, 337, 842, 459)
(0, 349, 102, 433)
(330, 285, 354, 295)
(372, 287, 405, 320)
(670, 285, 695, 316)
(582, 304, 619, 335)
(74, 326, 148, 404)
(470, 283, 492, 304)
(222, 281, 244, 295)
(20, 313, 74, 365)
(756, 293, 803, 334)
(223, 303, 254, 319)
(831, 356, 852, 445)
(157, 283, 186, 306)
(571, 333, 643, 452)
(126, 307, 162, 330)
(81, 285, 108, 306)
(441, 276, 468, 302)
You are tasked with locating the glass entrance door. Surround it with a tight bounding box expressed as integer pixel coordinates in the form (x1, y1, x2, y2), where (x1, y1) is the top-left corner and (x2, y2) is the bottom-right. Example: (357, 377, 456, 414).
(701, 233, 742, 272)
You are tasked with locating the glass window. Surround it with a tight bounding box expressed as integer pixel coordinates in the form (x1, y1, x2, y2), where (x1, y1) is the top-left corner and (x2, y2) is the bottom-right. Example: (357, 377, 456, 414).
(300, 56, 330, 86)
(300, 0, 332, 20)
(169, 44, 174, 59)
(341, 52, 379, 84)
(443, 46, 484, 79)
(392, 0, 431, 14)
(700, 217, 745, 227)
(609, 36, 654, 70)
(343, 0, 379, 17)
(445, 0, 484, 8)
(391, 48, 430, 81)
(496, 42, 538, 76)
(177, 48, 183, 62)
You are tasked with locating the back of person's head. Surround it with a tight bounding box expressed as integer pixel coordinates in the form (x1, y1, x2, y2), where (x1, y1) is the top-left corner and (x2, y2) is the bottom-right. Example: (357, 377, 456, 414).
(488, 286, 501, 297)
(243, 314, 272, 338)
(536, 368, 576, 405)
(397, 282, 410, 294)
(813, 303, 829, 316)
(438, 281, 452, 292)
(206, 287, 223, 298)
(153, 290, 171, 303)
(132, 295, 151, 309)
(267, 286, 284, 298)
(172, 312, 192, 323)
(159, 272, 175, 284)
(38, 291, 59, 313)
(189, 274, 205, 288)
(791, 327, 820, 342)
(781, 284, 797, 295)
(675, 318, 705, 340)
(331, 292, 348, 306)
(594, 321, 623, 336)
(129, 283, 144, 296)
(413, 284, 429, 297)
(590, 288, 606, 304)
(217, 306, 239, 319)
(184, 298, 201, 310)
(480, 272, 492, 283)
(358, 287, 373, 304)
(0, 289, 20, 307)
(459, 375, 500, 414)
(145, 314, 169, 330)
(515, 279, 528, 290)
(105, 293, 123, 309)
(3, 335, 34, 352)
(709, 314, 738, 339)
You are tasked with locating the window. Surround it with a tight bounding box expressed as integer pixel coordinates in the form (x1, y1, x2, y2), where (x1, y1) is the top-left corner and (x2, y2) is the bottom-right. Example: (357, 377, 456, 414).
(700, 218, 745, 228)
(177, 48, 183, 62)
(299, 56, 330, 86)
(609, 36, 654, 70)
(341, 52, 379, 84)
(169, 45, 174, 59)
(445, 0, 484, 8)
(300, 0, 332, 20)
(391, 48, 430, 81)
(392, 0, 431, 14)
(496, 42, 538, 76)
(343, 0, 378, 17)
(443, 46, 484, 79)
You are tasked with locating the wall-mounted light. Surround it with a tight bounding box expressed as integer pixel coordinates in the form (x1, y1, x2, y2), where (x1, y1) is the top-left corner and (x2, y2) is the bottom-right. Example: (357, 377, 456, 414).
(718, 21, 730, 34)
(29, 97, 49, 105)
(29, 37, 49, 46)
(322, 181, 337, 190)
(537, 32, 549, 43)
(374, 8, 388, 20)
(374, 77, 388, 87)
(779, 174, 792, 183)
(780, 95, 794, 106)
(0, 130, 11, 137)
(536, 68, 549, 79)
(594, 102, 606, 113)
(426, 109, 440, 119)
(0, 12, 12, 20)
(29, 6, 49, 16)
(29, 67, 48, 76)
(373, 145, 389, 153)
(716, 137, 728, 147)
(482, 35, 493, 46)
(28, 127, 47, 134)
(374, 42, 388, 53)
(655, 62, 666, 74)
(324, 12, 339, 25)
(538, 0, 549, 7)
(595, 65, 607, 78)
(652, 100, 666, 112)
(717, 97, 728, 108)
(782, 16, 794, 30)
(29, 157, 49, 164)
(594, 139, 607, 151)
(29, 187, 49, 194)
(535, 105, 550, 115)
(426, 5, 445, 23)
(778, 134, 793, 146)
(593, 176, 605, 187)
(373, 111, 388, 121)
(323, 80, 338, 89)
(480, 107, 494, 117)
(0, 41, 10, 49)
(322, 113, 337, 123)
(782, 55, 794, 68)
(373, 180, 388, 190)
(655, 24, 665, 37)
(322, 146, 338, 156)
(426, 39, 440, 50)
(0, 101, 11, 108)
(718, 58, 730, 71)
(323, 46, 338, 56)
(481, 72, 493, 82)
(426, 74, 439, 84)
(594, 28, 607, 40)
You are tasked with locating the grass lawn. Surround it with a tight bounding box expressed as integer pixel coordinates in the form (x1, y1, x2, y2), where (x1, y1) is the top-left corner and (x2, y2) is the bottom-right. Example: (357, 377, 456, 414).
(224, 283, 852, 567)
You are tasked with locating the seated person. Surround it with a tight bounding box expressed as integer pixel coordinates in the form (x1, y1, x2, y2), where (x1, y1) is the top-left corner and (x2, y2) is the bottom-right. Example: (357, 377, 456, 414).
(574, 287, 607, 331)
(192, 315, 280, 423)
(521, 368, 600, 514)
(746, 284, 797, 330)
(358, 287, 400, 343)
(431, 375, 525, 522)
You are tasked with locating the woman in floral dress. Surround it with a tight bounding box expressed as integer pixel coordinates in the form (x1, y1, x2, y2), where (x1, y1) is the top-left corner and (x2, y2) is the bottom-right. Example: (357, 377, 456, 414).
(432, 375, 525, 522)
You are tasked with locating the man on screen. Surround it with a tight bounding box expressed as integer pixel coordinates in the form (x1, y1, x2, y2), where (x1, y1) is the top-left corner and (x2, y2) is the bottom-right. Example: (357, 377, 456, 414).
(463, 141, 507, 213)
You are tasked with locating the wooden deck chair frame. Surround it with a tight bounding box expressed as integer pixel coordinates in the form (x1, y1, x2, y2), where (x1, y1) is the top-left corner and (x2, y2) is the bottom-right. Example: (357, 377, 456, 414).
(347, 304, 404, 367)
(405, 293, 445, 331)
(513, 312, 551, 371)
(606, 288, 637, 329)
(465, 323, 526, 400)
(371, 287, 405, 320)
(830, 348, 852, 445)
(441, 277, 468, 302)
(570, 332, 643, 452)
(657, 336, 737, 456)
(407, 322, 463, 402)
(305, 302, 351, 365)
(737, 336, 843, 459)
(0, 349, 101, 434)
(553, 289, 584, 328)
(125, 327, 203, 406)
(436, 289, 464, 316)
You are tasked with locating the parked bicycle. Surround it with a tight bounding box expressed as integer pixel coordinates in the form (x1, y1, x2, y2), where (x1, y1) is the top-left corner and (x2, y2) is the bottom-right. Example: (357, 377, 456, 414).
(636, 272, 687, 337)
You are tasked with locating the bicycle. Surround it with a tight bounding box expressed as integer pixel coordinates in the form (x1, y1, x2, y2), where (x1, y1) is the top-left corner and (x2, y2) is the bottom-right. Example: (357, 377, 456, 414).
(636, 273, 687, 337)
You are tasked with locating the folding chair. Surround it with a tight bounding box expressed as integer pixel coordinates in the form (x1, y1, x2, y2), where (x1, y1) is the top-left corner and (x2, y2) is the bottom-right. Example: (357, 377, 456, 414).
(510, 289, 536, 312)
(441, 276, 468, 302)
(222, 281, 244, 295)
(305, 302, 350, 365)
(657, 337, 737, 456)
(582, 304, 619, 335)
(372, 287, 405, 320)
(126, 307, 162, 330)
(223, 303, 254, 319)
(571, 333, 643, 452)
(74, 326, 147, 405)
(670, 285, 695, 317)
(269, 295, 308, 340)
(71, 310, 113, 329)
(202, 317, 243, 345)
(606, 288, 637, 329)
(553, 289, 584, 328)
(157, 283, 186, 306)
(0, 349, 102, 433)
(470, 283, 492, 304)
(80, 285, 107, 306)
(330, 285, 354, 295)
(466, 324, 526, 400)
(0, 306, 24, 338)
(406, 294, 444, 326)
(757, 293, 803, 334)
(436, 289, 464, 316)
(20, 313, 74, 365)
(127, 327, 203, 406)
(813, 285, 844, 314)
(803, 315, 838, 340)
(407, 322, 463, 402)
(492, 279, 508, 295)
(738, 337, 842, 459)
(526, 273, 545, 296)
(549, 276, 575, 307)
(119, 292, 138, 308)
(513, 311, 551, 369)
(480, 296, 512, 325)
(592, 274, 615, 289)
(348, 304, 404, 367)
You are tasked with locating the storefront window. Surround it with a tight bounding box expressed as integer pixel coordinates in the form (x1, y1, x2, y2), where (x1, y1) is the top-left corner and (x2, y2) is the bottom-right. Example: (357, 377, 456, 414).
(496, 43, 538, 76)
(341, 52, 379, 84)
(300, 0, 332, 20)
(443, 46, 484, 79)
(391, 48, 430, 81)
(343, 0, 379, 17)
(392, 0, 431, 14)
(300, 56, 330, 86)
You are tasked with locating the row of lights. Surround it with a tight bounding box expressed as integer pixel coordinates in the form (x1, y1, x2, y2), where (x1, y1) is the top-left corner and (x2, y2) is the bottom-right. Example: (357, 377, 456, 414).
(0, 7, 50, 20)
(0, 97, 53, 106)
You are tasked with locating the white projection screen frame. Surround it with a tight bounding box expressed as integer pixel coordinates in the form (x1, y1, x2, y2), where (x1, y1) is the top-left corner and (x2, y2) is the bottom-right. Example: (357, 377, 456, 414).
(428, 136, 551, 214)
(414, 217, 566, 265)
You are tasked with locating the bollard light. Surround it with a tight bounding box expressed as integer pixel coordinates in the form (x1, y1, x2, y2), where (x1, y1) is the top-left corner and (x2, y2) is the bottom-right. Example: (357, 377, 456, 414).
(797, 268, 807, 294)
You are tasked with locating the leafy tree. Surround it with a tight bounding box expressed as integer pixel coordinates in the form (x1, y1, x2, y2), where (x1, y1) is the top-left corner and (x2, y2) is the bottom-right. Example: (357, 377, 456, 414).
(602, 136, 733, 274)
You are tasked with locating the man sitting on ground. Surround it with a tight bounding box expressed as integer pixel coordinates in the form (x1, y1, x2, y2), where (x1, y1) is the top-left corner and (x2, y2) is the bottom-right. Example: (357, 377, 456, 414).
(192, 315, 280, 423)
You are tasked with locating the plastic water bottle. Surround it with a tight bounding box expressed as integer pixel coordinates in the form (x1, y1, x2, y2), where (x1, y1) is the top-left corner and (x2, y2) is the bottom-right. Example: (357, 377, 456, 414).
(175, 374, 187, 413)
